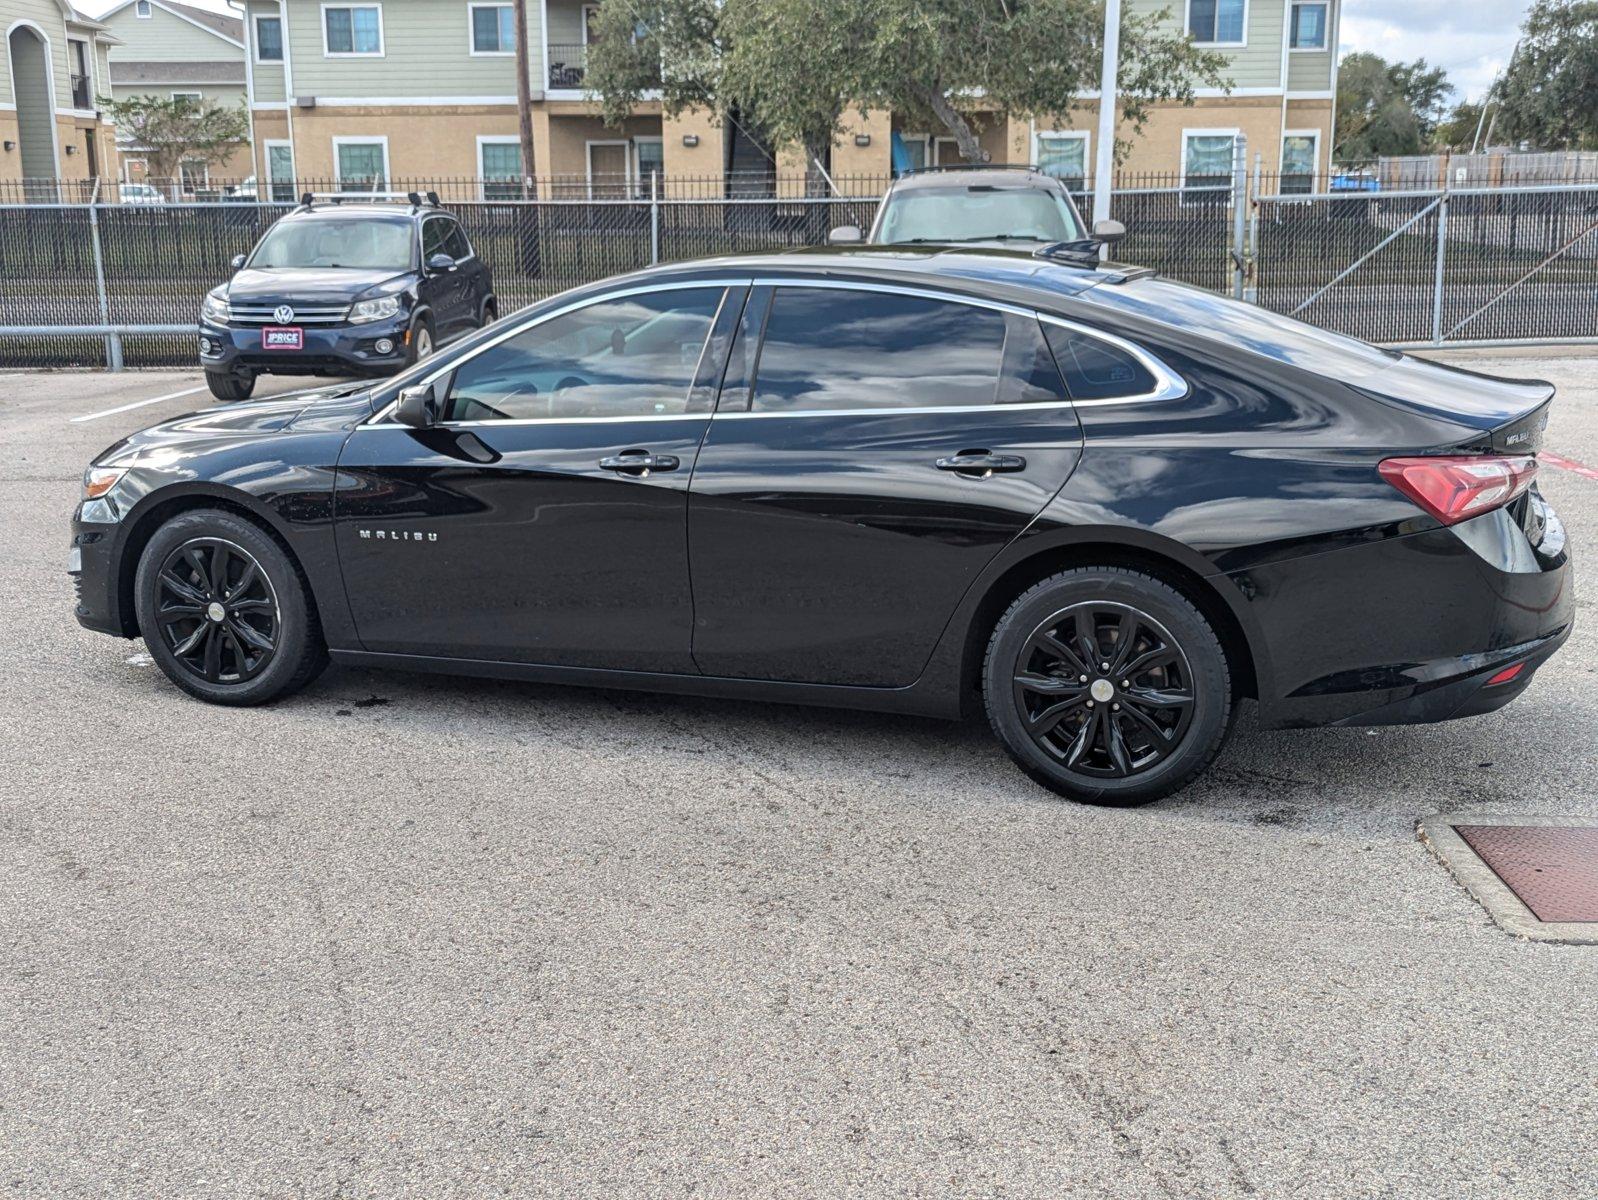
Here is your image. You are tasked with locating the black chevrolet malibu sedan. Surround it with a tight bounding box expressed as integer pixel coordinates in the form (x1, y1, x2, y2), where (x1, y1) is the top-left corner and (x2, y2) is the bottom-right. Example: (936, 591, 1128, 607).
(71, 247, 1572, 804)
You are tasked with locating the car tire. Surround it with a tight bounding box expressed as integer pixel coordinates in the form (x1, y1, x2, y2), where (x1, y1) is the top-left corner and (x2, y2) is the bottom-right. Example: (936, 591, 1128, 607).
(983, 567, 1232, 806)
(205, 370, 255, 402)
(133, 508, 328, 707)
(481, 299, 497, 325)
(406, 315, 435, 364)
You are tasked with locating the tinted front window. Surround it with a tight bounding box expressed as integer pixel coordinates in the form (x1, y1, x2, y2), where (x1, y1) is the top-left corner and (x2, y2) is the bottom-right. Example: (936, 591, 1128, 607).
(443, 221, 472, 260)
(250, 218, 413, 270)
(444, 288, 724, 422)
(1042, 323, 1156, 401)
(876, 187, 1083, 245)
(750, 288, 1008, 412)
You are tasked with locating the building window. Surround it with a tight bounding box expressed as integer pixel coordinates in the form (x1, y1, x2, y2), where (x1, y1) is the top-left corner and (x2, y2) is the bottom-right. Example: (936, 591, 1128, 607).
(635, 137, 664, 187)
(1289, 2, 1327, 49)
(896, 134, 929, 175)
(171, 91, 201, 109)
(1186, 0, 1246, 45)
(1281, 131, 1319, 193)
(135, 0, 151, 16)
(255, 15, 284, 61)
(1182, 130, 1237, 201)
(479, 137, 522, 199)
(1034, 131, 1088, 191)
(266, 141, 296, 202)
(324, 4, 383, 55)
(469, 3, 514, 54)
(179, 159, 209, 193)
(335, 138, 388, 190)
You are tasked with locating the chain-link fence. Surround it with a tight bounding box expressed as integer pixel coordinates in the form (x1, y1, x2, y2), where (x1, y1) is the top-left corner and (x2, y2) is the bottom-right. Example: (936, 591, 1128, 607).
(6, 165, 1598, 371)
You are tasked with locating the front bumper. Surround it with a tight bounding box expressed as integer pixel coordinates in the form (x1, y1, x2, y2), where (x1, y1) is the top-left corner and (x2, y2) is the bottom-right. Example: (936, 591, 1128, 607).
(199, 315, 411, 378)
(70, 513, 127, 637)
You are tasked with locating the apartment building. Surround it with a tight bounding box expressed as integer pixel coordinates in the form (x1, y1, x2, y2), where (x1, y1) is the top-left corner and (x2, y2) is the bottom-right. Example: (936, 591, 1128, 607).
(238, 0, 1337, 195)
(100, 0, 251, 185)
(2, 0, 120, 189)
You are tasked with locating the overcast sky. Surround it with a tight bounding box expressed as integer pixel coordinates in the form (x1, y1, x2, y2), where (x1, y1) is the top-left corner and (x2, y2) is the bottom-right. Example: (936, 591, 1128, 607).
(82, 0, 1532, 104)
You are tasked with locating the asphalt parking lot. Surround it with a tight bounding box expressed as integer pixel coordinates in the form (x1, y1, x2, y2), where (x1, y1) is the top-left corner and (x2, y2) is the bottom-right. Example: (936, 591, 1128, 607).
(2, 356, 1596, 1198)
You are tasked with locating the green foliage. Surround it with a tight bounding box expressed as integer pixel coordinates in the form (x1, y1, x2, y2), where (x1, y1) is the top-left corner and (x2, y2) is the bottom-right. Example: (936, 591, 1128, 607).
(97, 94, 250, 180)
(585, 0, 1231, 168)
(1434, 100, 1486, 151)
(1334, 51, 1453, 159)
(1493, 0, 1598, 150)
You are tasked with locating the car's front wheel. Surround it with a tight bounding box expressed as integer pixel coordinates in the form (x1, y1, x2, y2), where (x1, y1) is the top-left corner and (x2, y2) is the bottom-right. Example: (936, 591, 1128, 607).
(205, 370, 255, 401)
(133, 509, 327, 706)
(983, 567, 1232, 806)
(406, 315, 434, 364)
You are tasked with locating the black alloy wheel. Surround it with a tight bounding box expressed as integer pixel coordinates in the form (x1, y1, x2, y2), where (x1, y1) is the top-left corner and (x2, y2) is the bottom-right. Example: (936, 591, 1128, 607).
(154, 537, 279, 684)
(1012, 601, 1196, 778)
(984, 567, 1232, 806)
(134, 508, 328, 706)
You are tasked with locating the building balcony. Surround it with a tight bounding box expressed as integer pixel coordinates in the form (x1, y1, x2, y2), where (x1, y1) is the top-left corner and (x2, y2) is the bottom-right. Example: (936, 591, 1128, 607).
(546, 42, 587, 89)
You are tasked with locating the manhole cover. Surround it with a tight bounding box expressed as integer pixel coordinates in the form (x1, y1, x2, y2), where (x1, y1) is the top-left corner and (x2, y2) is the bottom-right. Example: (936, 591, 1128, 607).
(1419, 816, 1598, 944)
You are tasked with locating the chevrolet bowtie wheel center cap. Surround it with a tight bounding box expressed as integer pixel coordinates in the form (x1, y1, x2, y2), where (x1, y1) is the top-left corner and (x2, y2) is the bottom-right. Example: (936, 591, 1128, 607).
(207, 601, 226, 623)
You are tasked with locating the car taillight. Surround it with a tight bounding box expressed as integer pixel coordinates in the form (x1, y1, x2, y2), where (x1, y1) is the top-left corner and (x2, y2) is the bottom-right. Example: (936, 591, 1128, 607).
(1378, 455, 1538, 526)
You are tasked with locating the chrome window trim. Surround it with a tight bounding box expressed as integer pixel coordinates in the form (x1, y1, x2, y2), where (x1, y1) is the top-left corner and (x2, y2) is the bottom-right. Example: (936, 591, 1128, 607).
(364, 273, 1186, 427)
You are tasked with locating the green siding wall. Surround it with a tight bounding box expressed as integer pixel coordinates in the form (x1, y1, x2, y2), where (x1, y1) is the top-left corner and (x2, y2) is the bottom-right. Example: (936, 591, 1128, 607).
(103, 2, 242, 62)
(1287, 49, 1333, 92)
(1128, 0, 1307, 91)
(245, 0, 286, 103)
(111, 81, 247, 107)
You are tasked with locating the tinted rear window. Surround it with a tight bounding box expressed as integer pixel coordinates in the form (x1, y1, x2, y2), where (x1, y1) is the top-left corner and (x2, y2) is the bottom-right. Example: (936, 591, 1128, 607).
(750, 288, 1007, 412)
(1042, 323, 1156, 401)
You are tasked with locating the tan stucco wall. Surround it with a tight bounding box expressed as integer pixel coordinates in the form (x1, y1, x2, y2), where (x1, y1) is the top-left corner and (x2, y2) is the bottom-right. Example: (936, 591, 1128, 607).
(662, 108, 724, 180)
(0, 112, 21, 182)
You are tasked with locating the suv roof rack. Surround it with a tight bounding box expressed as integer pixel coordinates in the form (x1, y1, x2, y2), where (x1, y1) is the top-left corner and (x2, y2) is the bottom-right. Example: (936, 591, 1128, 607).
(297, 190, 443, 212)
(900, 163, 1045, 177)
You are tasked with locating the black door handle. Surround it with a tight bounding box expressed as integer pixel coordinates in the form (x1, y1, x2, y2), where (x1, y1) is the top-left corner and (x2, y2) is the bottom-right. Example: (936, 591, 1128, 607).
(935, 452, 1027, 479)
(599, 450, 680, 477)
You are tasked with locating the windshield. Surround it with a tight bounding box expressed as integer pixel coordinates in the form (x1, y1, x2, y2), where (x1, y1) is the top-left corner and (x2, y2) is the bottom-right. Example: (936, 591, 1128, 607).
(249, 218, 414, 270)
(876, 187, 1084, 245)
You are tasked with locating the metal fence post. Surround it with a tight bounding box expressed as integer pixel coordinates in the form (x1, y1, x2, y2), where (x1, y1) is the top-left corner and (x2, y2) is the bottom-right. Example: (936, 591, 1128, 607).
(85, 178, 123, 371)
(1431, 190, 1449, 345)
(649, 170, 660, 265)
(1246, 151, 1262, 304)
(1231, 135, 1248, 299)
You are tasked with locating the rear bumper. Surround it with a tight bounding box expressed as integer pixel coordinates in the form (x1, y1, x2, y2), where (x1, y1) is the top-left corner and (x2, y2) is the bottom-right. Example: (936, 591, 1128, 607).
(1248, 491, 1574, 730)
(199, 316, 410, 378)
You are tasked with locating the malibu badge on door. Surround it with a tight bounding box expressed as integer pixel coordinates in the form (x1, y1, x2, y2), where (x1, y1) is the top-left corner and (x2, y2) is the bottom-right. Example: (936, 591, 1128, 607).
(262, 304, 303, 351)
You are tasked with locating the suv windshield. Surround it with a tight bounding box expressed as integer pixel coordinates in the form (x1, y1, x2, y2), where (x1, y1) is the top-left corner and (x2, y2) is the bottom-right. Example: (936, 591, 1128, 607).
(876, 187, 1084, 245)
(249, 218, 415, 270)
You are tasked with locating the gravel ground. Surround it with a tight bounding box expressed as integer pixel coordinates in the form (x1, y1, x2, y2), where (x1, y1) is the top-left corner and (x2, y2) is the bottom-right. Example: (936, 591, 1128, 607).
(1, 356, 1595, 1199)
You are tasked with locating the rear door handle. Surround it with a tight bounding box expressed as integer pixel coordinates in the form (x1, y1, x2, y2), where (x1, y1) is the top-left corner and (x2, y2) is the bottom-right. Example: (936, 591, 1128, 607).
(599, 450, 680, 477)
(935, 452, 1027, 479)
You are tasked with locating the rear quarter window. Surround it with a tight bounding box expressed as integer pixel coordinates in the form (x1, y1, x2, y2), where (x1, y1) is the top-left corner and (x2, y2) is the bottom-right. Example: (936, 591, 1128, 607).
(1041, 323, 1157, 401)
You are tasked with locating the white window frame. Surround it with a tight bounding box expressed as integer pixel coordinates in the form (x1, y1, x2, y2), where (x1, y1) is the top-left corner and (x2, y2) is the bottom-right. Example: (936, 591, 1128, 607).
(632, 134, 664, 189)
(170, 90, 201, 105)
(1183, 0, 1248, 47)
(476, 133, 522, 198)
(263, 137, 295, 200)
(178, 158, 210, 192)
(121, 156, 148, 184)
(1179, 127, 1241, 193)
(1288, 0, 1328, 51)
(467, 2, 514, 56)
(321, 3, 384, 58)
(932, 136, 964, 166)
(585, 138, 630, 198)
(135, 0, 151, 16)
(1030, 128, 1090, 183)
(1280, 128, 1321, 175)
(897, 132, 930, 173)
(581, 2, 601, 43)
(332, 134, 390, 189)
(253, 13, 284, 62)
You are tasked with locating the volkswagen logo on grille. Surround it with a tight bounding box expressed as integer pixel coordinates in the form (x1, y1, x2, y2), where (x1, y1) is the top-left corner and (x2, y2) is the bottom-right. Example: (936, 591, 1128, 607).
(273, 305, 295, 325)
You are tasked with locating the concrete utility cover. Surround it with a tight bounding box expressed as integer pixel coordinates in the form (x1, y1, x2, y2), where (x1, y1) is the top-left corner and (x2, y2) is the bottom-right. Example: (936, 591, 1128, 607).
(1419, 815, 1598, 944)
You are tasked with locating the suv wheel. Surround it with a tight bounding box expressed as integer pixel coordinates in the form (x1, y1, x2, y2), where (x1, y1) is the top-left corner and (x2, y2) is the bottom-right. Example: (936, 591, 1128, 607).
(983, 568, 1232, 806)
(205, 370, 255, 402)
(407, 316, 434, 364)
(134, 509, 328, 706)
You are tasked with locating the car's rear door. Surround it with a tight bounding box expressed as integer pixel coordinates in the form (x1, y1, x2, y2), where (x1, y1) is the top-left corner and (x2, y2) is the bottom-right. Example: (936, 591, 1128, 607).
(334, 282, 740, 671)
(685, 280, 1086, 687)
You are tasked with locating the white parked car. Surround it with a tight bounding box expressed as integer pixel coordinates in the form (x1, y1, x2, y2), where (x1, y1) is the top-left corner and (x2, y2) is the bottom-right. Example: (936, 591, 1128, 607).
(119, 182, 166, 205)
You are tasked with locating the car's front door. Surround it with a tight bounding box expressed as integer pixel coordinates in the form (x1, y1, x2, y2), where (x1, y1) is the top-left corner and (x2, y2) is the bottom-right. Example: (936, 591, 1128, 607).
(334, 283, 739, 671)
(687, 282, 1088, 688)
(419, 214, 470, 336)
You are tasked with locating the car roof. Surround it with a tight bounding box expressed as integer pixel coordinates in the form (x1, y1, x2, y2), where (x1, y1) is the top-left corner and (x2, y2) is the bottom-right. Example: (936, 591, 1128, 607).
(285, 204, 426, 223)
(889, 167, 1065, 193)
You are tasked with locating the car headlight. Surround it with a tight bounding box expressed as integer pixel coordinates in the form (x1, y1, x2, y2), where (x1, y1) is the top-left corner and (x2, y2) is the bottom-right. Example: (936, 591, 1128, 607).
(200, 292, 230, 324)
(82, 466, 127, 501)
(349, 295, 402, 324)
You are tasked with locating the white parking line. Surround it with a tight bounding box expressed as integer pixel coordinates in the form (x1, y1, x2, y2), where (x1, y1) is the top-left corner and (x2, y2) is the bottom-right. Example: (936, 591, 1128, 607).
(69, 383, 208, 424)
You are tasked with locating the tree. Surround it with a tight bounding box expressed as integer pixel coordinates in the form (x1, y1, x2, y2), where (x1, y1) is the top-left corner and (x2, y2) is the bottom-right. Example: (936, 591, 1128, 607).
(1334, 52, 1453, 160)
(97, 95, 250, 181)
(1493, 0, 1598, 150)
(1434, 100, 1486, 151)
(585, 0, 1230, 169)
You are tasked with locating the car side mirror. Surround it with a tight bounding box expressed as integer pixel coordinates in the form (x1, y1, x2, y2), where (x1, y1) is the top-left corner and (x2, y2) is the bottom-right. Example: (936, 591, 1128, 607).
(230, 253, 246, 271)
(394, 383, 438, 428)
(426, 252, 456, 274)
(1091, 218, 1127, 245)
(827, 224, 863, 245)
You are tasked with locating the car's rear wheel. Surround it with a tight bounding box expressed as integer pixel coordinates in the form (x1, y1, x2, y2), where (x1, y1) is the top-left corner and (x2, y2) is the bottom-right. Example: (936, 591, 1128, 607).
(205, 370, 255, 401)
(983, 567, 1232, 806)
(133, 509, 327, 706)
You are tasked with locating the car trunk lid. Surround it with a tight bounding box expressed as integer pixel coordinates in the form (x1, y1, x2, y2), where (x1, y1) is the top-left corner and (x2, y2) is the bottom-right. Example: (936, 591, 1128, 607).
(1356, 354, 1554, 452)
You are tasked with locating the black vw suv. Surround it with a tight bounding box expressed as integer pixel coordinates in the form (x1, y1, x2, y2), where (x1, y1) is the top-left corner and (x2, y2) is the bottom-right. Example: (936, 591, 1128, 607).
(198, 193, 497, 401)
